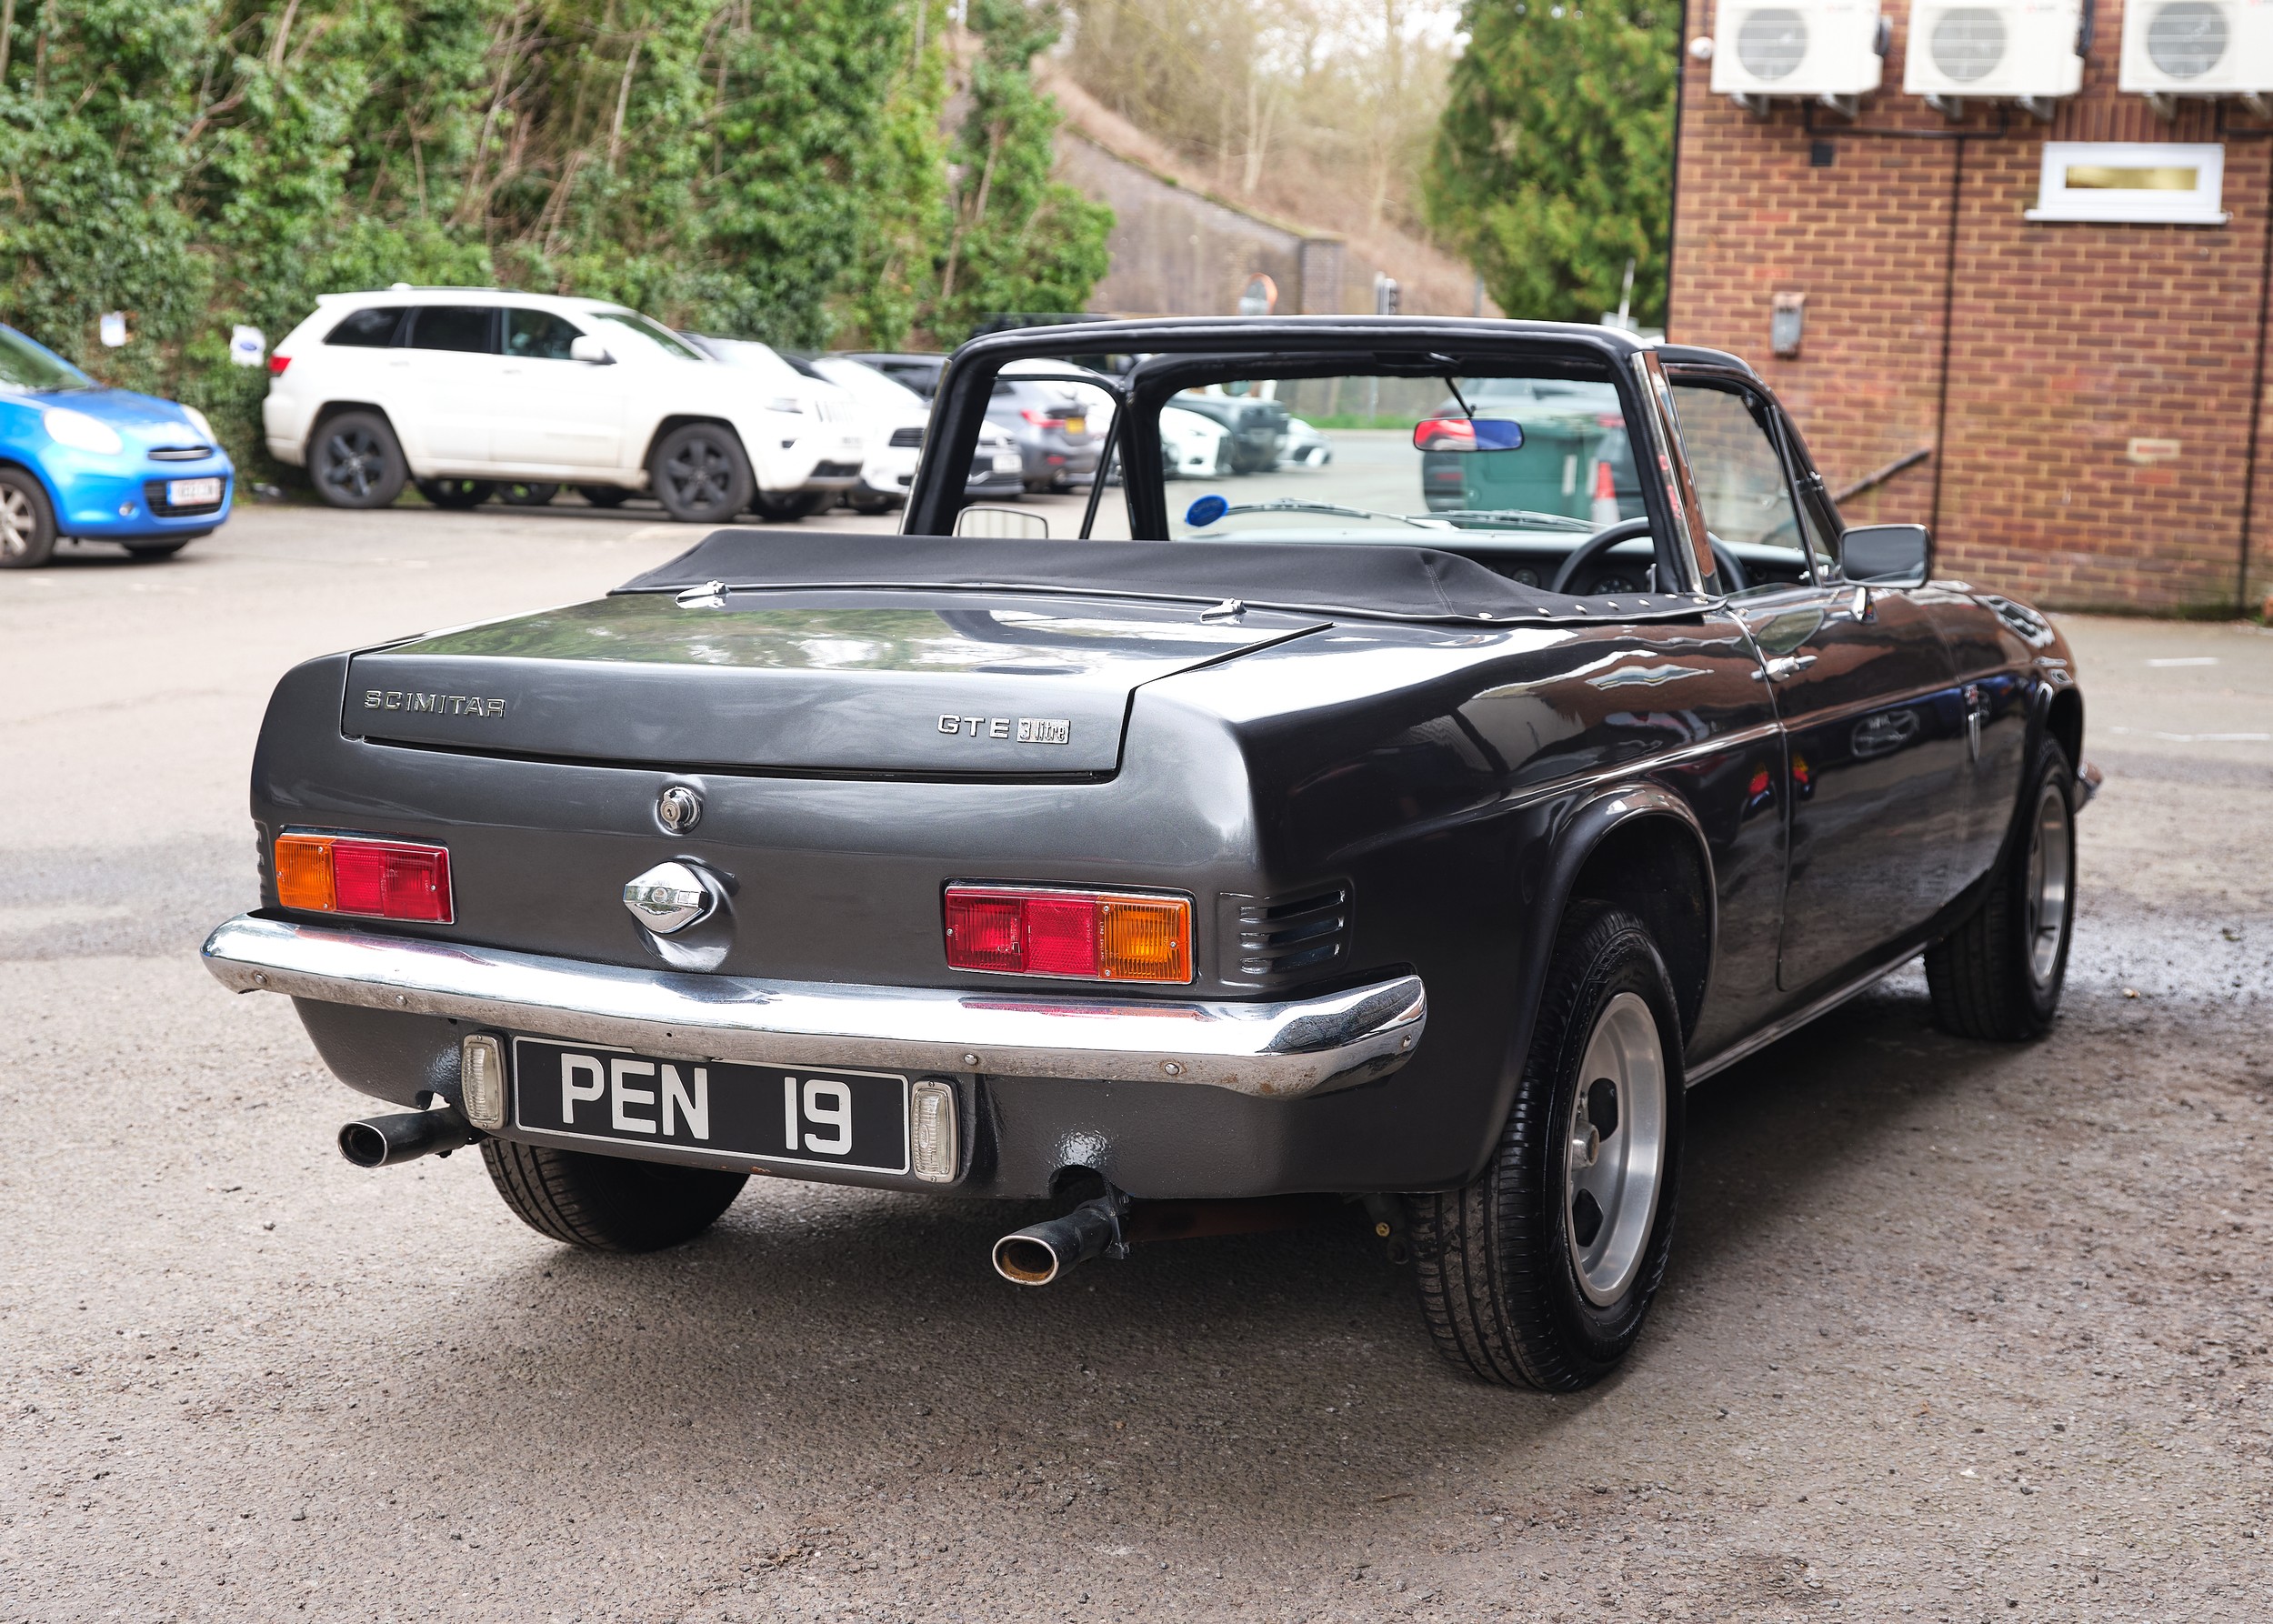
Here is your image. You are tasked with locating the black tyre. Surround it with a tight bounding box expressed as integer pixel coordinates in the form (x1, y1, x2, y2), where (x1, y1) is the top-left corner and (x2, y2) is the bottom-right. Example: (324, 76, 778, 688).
(122, 538, 190, 561)
(480, 1139, 746, 1253)
(417, 477, 495, 509)
(0, 466, 58, 568)
(497, 481, 560, 506)
(650, 423, 754, 523)
(1409, 904, 1686, 1390)
(310, 411, 407, 509)
(749, 488, 829, 523)
(847, 493, 900, 516)
(1926, 737, 2077, 1040)
(576, 484, 632, 508)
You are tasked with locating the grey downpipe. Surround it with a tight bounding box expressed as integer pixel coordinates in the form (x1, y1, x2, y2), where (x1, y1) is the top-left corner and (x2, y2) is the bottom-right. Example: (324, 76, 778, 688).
(338, 1105, 479, 1168)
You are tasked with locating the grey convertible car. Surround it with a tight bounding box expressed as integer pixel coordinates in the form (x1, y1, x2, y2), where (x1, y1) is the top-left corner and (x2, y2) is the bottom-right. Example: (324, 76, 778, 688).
(203, 317, 2093, 1390)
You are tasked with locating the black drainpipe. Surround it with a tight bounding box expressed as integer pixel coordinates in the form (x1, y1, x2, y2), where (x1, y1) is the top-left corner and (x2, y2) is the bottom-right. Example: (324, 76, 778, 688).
(2236, 150, 2273, 617)
(1928, 136, 1967, 544)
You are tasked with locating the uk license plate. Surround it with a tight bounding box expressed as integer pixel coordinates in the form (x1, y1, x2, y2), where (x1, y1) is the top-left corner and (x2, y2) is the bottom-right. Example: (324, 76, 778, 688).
(510, 1038, 910, 1174)
(1061, 416, 1086, 436)
(166, 476, 222, 506)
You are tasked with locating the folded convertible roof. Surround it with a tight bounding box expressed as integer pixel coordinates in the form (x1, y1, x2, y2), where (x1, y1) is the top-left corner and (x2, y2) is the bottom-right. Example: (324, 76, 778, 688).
(612, 531, 1707, 627)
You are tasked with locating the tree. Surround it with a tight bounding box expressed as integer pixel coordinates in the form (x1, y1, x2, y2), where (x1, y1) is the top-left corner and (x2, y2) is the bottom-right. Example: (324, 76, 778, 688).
(0, 0, 1110, 473)
(931, 0, 1111, 336)
(1426, 0, 1676, 326)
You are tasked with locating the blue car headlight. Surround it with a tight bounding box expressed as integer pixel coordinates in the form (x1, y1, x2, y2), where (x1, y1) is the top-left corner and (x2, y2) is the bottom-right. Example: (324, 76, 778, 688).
(44, 406, 124, 456)
(180, 405, 216, 443)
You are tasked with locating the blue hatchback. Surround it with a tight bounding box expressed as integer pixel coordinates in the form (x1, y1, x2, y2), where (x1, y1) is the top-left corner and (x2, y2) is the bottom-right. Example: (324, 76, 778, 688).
(0, 323, 234, 568)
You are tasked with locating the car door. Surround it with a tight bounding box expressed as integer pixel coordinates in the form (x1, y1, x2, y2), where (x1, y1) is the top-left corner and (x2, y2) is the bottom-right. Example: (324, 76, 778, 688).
(1669, 376, 1971, 998)
(493, 307, 626, 471)
(389, 306, 503, 471)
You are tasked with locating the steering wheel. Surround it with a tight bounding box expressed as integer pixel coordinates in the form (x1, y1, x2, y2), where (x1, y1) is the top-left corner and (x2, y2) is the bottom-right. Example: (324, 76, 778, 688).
(1549, 519, 1749, 596)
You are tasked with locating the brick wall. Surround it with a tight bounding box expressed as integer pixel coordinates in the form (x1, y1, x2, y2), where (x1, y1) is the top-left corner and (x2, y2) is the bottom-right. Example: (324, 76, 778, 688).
(1670, 0, 2273, 614)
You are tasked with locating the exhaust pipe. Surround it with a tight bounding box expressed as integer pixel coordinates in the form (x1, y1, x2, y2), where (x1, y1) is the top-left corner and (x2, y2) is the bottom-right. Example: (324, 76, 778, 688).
(990, 1192, 1344, 1285)
(992, 1196, 1124, 1286)
(338, 1105, 479, 1168)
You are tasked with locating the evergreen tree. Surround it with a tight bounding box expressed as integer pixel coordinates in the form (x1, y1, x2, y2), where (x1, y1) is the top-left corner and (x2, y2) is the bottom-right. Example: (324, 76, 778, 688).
(1427, 0, 1676, 326)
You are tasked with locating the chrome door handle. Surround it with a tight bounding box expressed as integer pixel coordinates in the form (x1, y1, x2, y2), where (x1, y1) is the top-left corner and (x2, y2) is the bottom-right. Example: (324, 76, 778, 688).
(1752, 654, 1817, 683)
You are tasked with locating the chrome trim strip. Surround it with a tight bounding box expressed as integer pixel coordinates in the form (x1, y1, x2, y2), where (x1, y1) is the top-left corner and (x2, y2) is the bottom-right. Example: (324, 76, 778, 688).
(1683, 950, 1916, 1086)
(200, 914, 1427, 1099)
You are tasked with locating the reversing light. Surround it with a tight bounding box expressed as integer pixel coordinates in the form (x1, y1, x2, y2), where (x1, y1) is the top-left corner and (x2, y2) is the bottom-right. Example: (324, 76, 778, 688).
(910, 1078, 958, 1181)
(943, 885, 1192, 983)
(274, 833, 454, 923)
(460, 1034, 506, 1130)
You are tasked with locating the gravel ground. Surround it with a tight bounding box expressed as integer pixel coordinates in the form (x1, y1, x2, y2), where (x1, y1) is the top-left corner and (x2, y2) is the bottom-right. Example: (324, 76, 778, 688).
(3, 503, 2269, 1621)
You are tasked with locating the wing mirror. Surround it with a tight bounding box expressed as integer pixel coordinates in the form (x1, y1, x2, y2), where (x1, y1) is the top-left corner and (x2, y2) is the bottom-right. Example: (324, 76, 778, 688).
(1412, 417, 1524, 453)
(569, 335, 616, 366)
(1840, 523, 1931, 587)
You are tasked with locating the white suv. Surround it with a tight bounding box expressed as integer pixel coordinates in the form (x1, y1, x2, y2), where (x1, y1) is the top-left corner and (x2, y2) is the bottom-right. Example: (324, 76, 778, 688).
(263, 288, 868, 522)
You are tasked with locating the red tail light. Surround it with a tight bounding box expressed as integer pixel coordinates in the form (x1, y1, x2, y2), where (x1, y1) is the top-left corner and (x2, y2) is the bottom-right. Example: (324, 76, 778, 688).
(944, 886, 1192, 983)
(274, 834, 453, 923)
(1019, 408, 1057, 426)
(267, 355, 292, 376)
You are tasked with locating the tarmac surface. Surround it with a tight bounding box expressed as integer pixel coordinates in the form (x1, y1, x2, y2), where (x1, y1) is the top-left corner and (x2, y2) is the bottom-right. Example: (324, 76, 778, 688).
(4, 498, 2269, 1621)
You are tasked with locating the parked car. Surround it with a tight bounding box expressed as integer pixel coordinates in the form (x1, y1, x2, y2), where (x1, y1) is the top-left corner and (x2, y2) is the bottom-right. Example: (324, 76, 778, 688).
(988, 361, 1107, 492)
(1171, 383, 1289, 474)
(0, 323, 232, 569)
(263, 289, 866, 523)
(807, 354, 1024, 511)
(1159, 404, 1232, 478)
(204, 315, 2094, 1393)
(1278, 416, 1333, 468)
(834, 351, 946, 402)
(683, 335, 874, 521)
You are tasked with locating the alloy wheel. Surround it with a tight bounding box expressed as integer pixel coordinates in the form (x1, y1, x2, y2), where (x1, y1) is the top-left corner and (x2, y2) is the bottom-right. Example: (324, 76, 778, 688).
(2024, 778, 2073, 988)
(1564, 991, 1668, 1307)
(0, 486, 31, 559)
(664, 438, 733, 507)
(322, 426, 386, 500)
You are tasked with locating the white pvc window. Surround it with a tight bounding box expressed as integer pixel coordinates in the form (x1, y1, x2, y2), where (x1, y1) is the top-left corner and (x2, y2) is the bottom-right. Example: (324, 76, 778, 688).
(2026, 142, 2228, 226)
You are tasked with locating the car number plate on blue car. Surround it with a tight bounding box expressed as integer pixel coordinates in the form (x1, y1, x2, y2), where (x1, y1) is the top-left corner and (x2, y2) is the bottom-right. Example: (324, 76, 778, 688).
(509, 1038, 910, 1174)
(166, 476, 223, 506)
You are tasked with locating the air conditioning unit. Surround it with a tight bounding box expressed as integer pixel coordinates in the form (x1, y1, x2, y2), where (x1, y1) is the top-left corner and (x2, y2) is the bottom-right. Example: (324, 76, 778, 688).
(2120, 0, 2273, 96)
(1711, 0, 1888, 103)
(1903, 0, 2085, 104)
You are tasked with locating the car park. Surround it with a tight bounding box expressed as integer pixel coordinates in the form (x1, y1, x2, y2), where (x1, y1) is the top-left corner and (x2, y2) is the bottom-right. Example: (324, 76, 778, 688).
(203, 314, 2094, 1392)
(264, 288, 866, 523)
(0, 323, 232, 568)
(808, 354, 1025, 511)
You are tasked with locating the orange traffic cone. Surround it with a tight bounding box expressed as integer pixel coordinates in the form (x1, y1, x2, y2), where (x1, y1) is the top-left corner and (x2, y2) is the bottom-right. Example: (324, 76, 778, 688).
(1590, 459, 1620, 527)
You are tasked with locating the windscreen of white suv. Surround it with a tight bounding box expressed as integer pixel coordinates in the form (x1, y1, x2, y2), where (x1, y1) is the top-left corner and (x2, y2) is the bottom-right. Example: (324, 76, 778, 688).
(583, 308, 707, 361)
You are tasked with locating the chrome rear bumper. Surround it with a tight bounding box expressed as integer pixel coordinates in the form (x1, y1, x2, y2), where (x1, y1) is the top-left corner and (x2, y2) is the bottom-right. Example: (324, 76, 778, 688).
(200, 915, 1427, 1099)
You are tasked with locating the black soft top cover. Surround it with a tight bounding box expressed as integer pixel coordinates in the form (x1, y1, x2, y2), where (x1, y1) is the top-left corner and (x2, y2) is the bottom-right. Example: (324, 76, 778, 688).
(614, 530, 1698, 626)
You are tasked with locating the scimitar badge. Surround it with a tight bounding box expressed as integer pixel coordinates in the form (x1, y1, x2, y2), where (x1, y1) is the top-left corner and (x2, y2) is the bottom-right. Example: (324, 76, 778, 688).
(622, 861, 714, 935)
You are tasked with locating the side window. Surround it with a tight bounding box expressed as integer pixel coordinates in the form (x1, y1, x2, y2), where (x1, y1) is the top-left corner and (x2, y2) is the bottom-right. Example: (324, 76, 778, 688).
(405, 306, 496, 355)
(506, 308, 583, 361)
(325, 306, 405, 347)
(1668, 383, 1812, 584)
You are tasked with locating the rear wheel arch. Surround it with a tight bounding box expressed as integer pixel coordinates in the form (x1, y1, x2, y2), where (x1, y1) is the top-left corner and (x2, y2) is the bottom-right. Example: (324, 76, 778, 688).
(2045, 686, 2084, 777)
(307, 398, 395, 444)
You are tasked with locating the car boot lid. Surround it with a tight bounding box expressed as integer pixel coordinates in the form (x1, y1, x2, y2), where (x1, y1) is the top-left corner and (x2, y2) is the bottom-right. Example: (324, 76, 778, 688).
(344, 588, 1323, 776)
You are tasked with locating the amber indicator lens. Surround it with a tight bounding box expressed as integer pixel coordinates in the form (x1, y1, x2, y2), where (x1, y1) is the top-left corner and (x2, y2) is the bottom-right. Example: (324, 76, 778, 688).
(944, 886, 1192, 983)
(273, 833, 454, 924)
